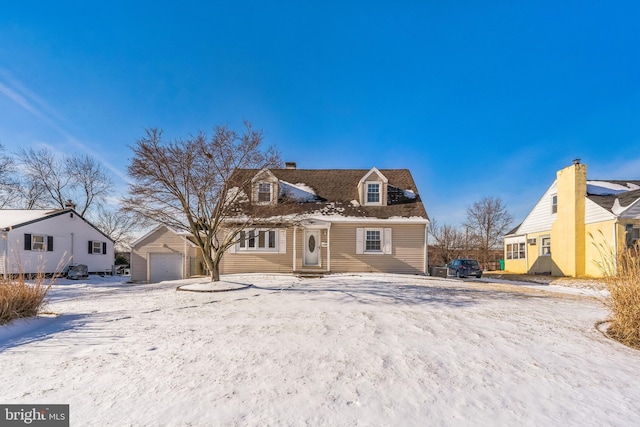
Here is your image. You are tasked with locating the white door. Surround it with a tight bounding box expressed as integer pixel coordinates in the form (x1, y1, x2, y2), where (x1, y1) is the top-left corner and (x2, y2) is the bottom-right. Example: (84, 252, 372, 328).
(303, 230, 321, 267)
(149, 253, 183, 282)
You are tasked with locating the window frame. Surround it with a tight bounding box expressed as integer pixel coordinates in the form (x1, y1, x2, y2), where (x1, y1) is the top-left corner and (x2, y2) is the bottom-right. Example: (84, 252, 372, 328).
(365, 182, 382, 205)
(32, 234, 46, 251)
(257, 182, 272, 203)
(551, 194, 557, 214)
(237, 228, 278, 252)
(540, 235, 551, 256)
(365, 228, 382, 252)
(506, 242, 526, 260)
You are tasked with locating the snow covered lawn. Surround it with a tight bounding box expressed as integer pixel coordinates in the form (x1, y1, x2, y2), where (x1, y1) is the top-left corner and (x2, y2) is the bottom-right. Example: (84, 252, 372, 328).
(1, 273, 639, 426)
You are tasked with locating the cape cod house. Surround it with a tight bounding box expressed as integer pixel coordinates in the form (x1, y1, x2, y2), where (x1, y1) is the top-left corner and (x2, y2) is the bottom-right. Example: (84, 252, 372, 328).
(503, 160, 640, 277)
(130, 165, 429, 282)
(0, 207, 115, 277)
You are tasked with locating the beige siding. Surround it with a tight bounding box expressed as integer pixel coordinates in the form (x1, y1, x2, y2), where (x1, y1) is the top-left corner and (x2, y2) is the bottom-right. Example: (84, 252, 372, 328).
(130, 226, 201, 282)
(220, 228, 293, 274)
(329, 223, 425, 274)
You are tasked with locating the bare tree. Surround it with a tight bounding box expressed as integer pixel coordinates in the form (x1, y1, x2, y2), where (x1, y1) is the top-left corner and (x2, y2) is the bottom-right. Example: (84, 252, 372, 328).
(17, 148, 113, 215)
(463, 197, 513, 266)
(0, 143, 19, 208)
(93, 205, 149, 252)
(428, 219, 466, 265)
(122, 122, 282, 281)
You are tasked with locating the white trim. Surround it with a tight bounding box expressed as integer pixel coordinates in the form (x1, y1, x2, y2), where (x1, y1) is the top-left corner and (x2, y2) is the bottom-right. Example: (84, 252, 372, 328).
(364, 181, 383, 206)
(356, 228, 364, 254)
(364, 228, 383, 253)
(358, 167, 389, 185)
(278, 229, 287, 254)
(383, 228, 392, 254)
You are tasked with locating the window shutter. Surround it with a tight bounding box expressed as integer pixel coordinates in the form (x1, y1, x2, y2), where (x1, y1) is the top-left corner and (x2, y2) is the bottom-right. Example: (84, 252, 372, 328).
(24, 234, 32, 251)
(102, 242, 107, 255)
(47, 236, 54, 252)
(278, 229, 287, 254)
(88, 241, 93, 254)
(383, 228, 392, 254)
(356, 228, 364, 254)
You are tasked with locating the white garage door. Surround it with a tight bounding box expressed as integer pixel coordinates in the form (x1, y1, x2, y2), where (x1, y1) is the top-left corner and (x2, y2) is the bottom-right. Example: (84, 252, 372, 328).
(149, 253, 183, 283)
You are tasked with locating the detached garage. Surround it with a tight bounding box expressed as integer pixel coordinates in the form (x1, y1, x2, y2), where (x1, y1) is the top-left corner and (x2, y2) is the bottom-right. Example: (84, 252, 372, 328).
(130, 225, 204, 283)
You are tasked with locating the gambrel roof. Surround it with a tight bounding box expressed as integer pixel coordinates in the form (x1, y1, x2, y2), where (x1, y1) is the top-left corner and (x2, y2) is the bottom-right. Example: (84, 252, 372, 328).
(229, 168, 428, 220)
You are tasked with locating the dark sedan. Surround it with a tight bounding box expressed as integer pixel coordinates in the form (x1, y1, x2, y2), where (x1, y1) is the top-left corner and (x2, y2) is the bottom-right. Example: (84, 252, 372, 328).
(447, 258, 483, 278)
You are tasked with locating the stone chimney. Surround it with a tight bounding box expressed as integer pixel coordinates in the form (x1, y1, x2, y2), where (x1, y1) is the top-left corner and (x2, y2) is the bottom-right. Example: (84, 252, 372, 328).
(285, 162, 297, 169)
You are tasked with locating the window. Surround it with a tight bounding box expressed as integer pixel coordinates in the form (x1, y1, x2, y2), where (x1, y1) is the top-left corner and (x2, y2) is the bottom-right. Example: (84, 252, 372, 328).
(258, 183, 271, 202)
(626, 225, 640, 248)
(366, 183, 380, 204)
(365, 229, 381, 252)
(540, 236, 551, 255)
(506, 242, 526, 260)
(24, 234, 53, 252)
(32, 235, 45, 251)
(551, 194, 557, 214)
(88, 240, 107, 255)
(238, 229, 277, 251)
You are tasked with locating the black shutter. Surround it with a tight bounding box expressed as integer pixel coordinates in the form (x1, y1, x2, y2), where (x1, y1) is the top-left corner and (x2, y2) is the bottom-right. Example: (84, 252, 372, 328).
(47, 236, 54, 252)
(24, 234, 32, 251)
(88, 241, 93, 254)
(102, 242, 107, 255)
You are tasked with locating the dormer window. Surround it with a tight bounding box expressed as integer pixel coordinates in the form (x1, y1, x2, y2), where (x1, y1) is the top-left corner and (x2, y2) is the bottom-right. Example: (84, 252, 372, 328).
(367, 183, 380, 204)
(258, 183, 272, 202)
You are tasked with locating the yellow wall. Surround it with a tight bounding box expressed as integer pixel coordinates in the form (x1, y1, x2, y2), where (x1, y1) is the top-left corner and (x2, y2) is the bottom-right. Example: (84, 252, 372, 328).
(550, 163, 586, 276)
(584, 220, 617, 277)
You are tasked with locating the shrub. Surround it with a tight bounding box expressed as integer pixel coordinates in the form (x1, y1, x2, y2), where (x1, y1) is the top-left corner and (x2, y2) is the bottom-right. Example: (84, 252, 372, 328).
(0, 274, 52, 325)
(604, 245, 640, 349)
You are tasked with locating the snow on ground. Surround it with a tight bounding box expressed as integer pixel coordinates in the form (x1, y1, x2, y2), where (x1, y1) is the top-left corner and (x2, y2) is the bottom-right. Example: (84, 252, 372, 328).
(1, 273, 639, 426)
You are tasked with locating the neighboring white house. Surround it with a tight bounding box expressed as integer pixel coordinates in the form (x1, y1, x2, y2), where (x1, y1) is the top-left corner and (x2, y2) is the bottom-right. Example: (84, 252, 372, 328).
(0, 208, 115, 276)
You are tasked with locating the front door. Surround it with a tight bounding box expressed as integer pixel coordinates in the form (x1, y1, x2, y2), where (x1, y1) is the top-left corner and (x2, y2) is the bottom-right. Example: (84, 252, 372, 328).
(303, 230, 321, 267)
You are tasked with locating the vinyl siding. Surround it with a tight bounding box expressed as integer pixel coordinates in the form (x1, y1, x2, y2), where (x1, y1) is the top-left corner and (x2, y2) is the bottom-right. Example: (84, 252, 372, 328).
(585, 198, 615, 224)
(220, 228, 293, 274)
(329, 223, 425, 274)
(1, 211, 114, 275)
(517, 181, 558, 234)
(130, 226, 201, 283)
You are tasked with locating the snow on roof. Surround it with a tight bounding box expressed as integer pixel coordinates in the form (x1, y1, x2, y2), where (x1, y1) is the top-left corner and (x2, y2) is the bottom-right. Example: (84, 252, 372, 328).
(587, 180, 640, 195)
(280, 181, 318, 202)
(403, 189, 417, 199)
(0, 210, 58, 229)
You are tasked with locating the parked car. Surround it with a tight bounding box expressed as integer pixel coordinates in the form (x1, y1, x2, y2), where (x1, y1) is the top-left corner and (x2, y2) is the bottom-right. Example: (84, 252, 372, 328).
(447, 258, 483, 278)
(62, 264, 89, 280)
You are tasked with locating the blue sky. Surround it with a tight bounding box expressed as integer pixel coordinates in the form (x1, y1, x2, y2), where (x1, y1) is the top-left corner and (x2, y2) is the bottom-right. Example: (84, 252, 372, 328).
(1, 1, 639, 226)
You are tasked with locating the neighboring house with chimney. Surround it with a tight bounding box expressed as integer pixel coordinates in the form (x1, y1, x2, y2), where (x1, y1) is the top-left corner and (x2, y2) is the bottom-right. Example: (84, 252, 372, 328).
(503, 160, 640, 277)
(0, 207, 115, 277)
(130, 164, 429, 282)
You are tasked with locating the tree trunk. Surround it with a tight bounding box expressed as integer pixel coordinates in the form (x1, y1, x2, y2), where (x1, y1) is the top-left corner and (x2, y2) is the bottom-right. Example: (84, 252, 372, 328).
(210, 263, 220, 282)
